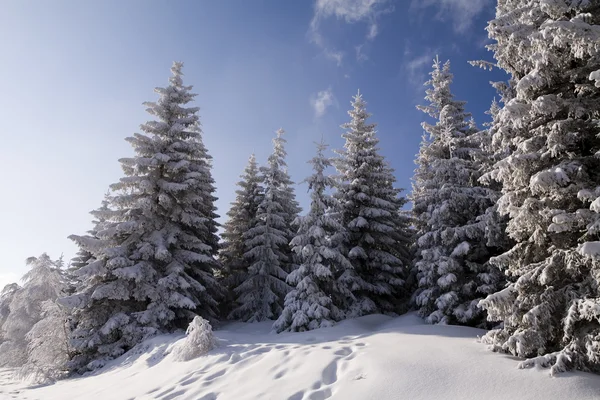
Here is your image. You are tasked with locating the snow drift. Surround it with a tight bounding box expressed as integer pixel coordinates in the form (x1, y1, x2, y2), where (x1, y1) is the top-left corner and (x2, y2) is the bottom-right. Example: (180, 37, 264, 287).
(1, 313, 600, 400)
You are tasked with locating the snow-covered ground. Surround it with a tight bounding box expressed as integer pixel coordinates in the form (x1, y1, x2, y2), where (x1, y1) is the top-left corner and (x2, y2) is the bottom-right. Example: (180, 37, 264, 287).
(2, 313, 600, 400)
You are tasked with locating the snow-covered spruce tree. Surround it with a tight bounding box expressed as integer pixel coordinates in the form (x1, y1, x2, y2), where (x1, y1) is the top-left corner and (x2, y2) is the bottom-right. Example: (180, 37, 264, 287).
(263, 128, 301, 274)
(0, 254, 68, 373)
(69, 192, 111, 273)
(274, 140, 352, 332)
(229, 129, 299, 322)
(219, 154, 263, 316)
(411, 58, 500, 326)
(63, 62, 222, 371)
(476, 1, 600, 374)
(334, 92, 411, 317)
(475, 100, 514, 259)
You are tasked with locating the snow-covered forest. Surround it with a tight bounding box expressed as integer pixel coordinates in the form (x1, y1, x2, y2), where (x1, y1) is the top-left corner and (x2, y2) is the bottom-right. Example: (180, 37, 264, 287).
(2, 0, 600, 398)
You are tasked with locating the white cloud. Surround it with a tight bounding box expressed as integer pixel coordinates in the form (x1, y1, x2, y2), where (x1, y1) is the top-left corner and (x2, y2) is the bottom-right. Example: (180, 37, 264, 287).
(309, 0, 391, 64)
(406, 54, 434, 86)
(355, 44, 368, 62)
(311, 88, 336, 118)
(411, 0, 491, 32)
(403, 43, 437, 88)
(325, 49, 344, 66)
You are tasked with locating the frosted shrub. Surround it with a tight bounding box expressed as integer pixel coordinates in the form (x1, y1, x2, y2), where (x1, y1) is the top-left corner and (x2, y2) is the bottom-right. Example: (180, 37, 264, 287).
(173, 316, 215, 361)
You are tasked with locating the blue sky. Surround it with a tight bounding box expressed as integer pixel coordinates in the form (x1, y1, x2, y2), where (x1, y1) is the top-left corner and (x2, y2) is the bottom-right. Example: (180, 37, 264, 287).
(0, 0, 506, 288)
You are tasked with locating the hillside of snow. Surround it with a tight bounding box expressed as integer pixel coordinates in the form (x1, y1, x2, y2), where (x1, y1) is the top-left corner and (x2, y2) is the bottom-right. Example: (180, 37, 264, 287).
(1, 313, 600, 400)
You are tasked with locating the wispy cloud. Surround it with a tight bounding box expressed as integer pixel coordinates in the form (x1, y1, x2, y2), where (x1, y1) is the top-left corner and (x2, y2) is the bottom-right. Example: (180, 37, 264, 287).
(355, 44, 368, 62)
(311, 88, 336, 118)
(410, 0, 492, 33)
(403, 43, 437, 88)
(325, 49, 344, 66)
(309, 0, 391, 64)
(406, 53, 434, 87)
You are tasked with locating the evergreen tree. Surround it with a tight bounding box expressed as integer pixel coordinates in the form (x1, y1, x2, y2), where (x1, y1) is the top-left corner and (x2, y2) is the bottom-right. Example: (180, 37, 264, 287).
(220, 154, 263, 316)
(477, 0, 600, 374)
(411, 58, 499, 326)
(62, 62, 222, 371)
(274, 140, 352, 332)
(0, 254, 67, 371)
(69, 192, 111, 273)
(475, 100, 513, 257)
(334, 92, 410, 317)
(264, 128, 301, 274)
(229, 129, 298, 322)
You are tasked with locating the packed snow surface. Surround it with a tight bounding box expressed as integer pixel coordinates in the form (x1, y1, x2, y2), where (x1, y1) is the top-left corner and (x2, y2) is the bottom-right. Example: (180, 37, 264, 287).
(2, 313, 600, 400)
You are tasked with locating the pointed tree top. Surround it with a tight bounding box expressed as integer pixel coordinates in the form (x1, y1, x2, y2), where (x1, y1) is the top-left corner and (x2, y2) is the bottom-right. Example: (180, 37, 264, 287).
(352, 90, 367, 108)
(171, 61, 184, 76)
(314, 135, 328, 155)
(169, 61, 185, 87)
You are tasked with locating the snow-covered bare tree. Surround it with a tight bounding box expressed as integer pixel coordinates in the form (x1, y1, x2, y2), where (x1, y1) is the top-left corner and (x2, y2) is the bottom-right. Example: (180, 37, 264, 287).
(20, 299, 71, 382)
(412, 58, 500, 326)
(334, 92, 411, 317)
(0, 283, 21, 345)
(220, 154, 263, 316)
(63, 62, 222, 371)
(0, 254, 68, 378)
(229, 129, 299, 322)
(477, 0, 600, 374)
(274, 140, 352, 332)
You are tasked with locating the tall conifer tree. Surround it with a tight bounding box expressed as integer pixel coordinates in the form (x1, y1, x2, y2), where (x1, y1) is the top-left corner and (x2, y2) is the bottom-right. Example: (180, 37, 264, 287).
(477, 0, 600, 374)
(412, 59, 500, 326)
(334, 92, 411, 317)
(63, 62, 222, 370)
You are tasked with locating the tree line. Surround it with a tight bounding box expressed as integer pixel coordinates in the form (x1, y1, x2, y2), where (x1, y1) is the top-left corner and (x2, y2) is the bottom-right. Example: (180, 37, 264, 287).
(1, 0, 599, 381)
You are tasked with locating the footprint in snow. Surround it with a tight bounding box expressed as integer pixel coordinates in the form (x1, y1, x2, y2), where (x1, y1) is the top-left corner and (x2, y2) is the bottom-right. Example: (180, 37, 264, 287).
(334, 347, 352, 357)
(162, 389, 187, 400)
(322, 360, 338, 385)
(308, 388, 332, 400)
(205, 369, 226, 381)
(287, 391, 304, 400)
(197, 393, 218, 400)
(274, 369, 287, 379)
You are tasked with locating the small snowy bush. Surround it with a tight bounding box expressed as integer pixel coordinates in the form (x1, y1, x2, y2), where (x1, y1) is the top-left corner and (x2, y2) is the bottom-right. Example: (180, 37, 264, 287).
(173, 316, 215, 361)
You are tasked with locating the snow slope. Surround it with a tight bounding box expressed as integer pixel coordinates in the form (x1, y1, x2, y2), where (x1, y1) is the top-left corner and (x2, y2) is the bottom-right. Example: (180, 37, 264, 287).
(1, 313, 600, 400)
